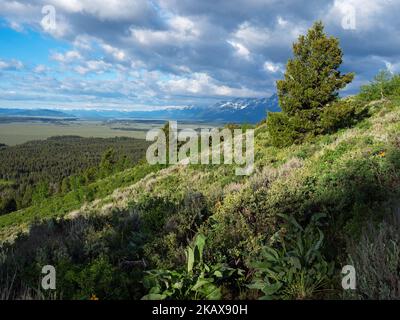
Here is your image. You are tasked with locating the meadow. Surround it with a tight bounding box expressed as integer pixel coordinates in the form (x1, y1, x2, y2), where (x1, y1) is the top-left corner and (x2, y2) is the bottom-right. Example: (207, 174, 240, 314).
(0, 120, 221, 146)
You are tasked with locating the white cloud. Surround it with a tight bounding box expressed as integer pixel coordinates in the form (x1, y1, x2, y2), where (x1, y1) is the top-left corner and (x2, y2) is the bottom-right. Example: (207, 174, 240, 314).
(129, 15, 200, 46)
(74, 60, 112, 75)
(160, 72, 263, 97)
(384, 60, 400, 74)
(227, 40, 251, 60)
(34, 64, 48, 73)
(8, 20, 23, 32)
(277, 16, 288, 27)
(326, 0, 389, 30)
(47, 0, 152, 21)
(0, 59, 23, 70)
(101, 43, 126, 62)
(263, 61, 282, 73)
(1, 0, 400, 109)
(51, 50, 82, 63)
(233, 22, 270, 48)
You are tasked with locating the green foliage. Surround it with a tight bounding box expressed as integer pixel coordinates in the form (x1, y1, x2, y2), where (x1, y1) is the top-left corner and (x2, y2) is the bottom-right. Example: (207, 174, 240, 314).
(0, 162, 163, 240)
(61, 256, 129, 299)
(249, 214, 334, 299)
(346, 214, 400, 300)
(139, 196, 177, 234)
(0, 197, 17, 216)
(2, 27, 400, 302)
(99, 148, 118, 177)
(265, 112, 302, 148)
(268, 21, 354, 146)
(359, 71, 400, 102)
(142, 234, 243, 300)
(0, 136, 150, 212)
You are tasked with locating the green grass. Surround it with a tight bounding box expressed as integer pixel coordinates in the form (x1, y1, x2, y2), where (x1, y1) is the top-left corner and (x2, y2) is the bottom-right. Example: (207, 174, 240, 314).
(0, 179, 14, 187)
(1, 98, 400, 300)
(0, 162, 165, 241)
(0, 121, 222, 146)
(0, 121, 148, 145)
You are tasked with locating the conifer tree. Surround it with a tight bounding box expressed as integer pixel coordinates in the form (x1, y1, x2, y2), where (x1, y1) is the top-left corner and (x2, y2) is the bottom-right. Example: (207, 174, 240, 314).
(267, 21, 354, 146)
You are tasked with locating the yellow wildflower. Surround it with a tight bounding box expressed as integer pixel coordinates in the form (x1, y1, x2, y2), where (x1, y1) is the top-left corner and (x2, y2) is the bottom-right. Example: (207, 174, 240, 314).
(90, 294, 99, 300)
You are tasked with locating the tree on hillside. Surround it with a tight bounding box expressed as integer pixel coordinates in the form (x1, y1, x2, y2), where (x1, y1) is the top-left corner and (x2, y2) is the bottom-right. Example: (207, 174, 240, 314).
(359, 70, 400, 101)
(267, 21, 354, 147)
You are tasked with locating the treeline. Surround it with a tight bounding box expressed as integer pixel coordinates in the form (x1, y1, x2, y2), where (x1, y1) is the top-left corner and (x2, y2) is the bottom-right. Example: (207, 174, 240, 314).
(0, 136, 150, 215)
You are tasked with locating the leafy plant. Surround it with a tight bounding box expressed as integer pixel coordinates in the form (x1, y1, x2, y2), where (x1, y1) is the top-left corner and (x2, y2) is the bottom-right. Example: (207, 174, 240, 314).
(346, 214, 400, 300)
(248, 214, 334, 299)
(142, 234, 243, 300)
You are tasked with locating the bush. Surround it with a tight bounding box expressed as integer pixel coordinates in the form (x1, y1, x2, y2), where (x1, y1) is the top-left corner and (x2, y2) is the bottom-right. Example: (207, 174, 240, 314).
(266, 112, 302, 147)
(346, 214, 400, 300)
(248, 214, 335, 299)
(142, 234, 244, 300)
(320, 100, 357, 133)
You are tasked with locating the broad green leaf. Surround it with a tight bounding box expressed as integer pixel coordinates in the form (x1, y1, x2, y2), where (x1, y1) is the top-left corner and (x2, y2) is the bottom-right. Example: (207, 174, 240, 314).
(141, 293, 167, 300)
(195, 233, 206, 262)
(187, 247, 194, 273)
(213, 270, 223, 278)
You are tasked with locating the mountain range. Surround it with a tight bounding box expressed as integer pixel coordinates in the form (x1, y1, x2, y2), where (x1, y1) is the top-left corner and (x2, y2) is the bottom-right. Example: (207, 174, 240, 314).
(0, 94, 280, 123)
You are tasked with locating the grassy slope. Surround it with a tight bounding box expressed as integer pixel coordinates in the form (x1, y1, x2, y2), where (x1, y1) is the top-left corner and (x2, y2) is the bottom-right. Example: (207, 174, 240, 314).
(2, 99, 398, 242)
(0, 98, 399, 299)
(0, 162, 165, 241)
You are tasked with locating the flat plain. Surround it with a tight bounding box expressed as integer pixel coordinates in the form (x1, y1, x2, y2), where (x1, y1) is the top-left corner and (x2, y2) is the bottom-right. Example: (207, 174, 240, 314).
(0, 120, 220, 145)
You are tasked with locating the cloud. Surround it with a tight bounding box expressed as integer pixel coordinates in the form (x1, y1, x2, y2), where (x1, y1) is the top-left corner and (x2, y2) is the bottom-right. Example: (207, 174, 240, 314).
(263, 61, 283, 73)
(0, 59, 24, 71)
(74, 60, 113, 75)
(0, 0, 399, 109)
(34, 64, 48, 73)
(51, 50, 82, 63)
(160, 72, 264, 97)
(227, 40, 251, 60)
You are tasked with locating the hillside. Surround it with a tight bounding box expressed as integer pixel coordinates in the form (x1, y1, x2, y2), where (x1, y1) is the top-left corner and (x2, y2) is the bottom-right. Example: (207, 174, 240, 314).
(0, 136, 151, 215)
(1, 80, 399, 299)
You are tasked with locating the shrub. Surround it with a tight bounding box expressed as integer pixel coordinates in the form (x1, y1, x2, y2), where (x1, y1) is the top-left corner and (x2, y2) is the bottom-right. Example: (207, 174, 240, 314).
(142, 234, 244, 300)
(266, 112, 302, 147)
(320, 100, 357, 133)
(248, 214, 335, 299)
(346, 214, 400, 299)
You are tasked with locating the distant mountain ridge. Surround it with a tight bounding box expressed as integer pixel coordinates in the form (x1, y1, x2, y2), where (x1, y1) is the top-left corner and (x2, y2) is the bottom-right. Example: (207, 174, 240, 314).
(76, 94, 280, 123)
(0, 94, 280, 123)
(196, 94, 280, 123)
(0, 108, 74, 118)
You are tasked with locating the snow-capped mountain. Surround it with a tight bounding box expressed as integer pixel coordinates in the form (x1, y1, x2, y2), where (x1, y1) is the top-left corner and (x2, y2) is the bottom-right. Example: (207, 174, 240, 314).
(69, 94, 280, 123)
(188, 94, 280, 123)
(0, 94, 280, 124)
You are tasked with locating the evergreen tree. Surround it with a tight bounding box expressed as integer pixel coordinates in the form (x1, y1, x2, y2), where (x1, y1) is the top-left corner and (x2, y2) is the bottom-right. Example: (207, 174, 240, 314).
(267, 21, 354, 147)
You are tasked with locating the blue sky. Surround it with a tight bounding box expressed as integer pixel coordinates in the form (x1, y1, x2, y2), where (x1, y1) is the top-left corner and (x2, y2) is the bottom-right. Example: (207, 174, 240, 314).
(0, 0, 399, 110)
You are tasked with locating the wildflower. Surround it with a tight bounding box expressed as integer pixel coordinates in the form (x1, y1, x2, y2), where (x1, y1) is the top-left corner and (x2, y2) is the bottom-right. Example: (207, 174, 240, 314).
(90, 294, 99, 300)
(378, 151, 386, 158)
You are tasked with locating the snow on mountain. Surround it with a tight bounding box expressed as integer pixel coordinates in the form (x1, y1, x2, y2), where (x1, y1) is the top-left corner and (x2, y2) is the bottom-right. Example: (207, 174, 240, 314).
(0, 94, 280, 124)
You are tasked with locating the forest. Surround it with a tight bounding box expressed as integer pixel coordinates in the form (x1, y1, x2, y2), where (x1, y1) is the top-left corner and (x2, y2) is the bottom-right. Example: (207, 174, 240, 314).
(0, 136, 150, 215)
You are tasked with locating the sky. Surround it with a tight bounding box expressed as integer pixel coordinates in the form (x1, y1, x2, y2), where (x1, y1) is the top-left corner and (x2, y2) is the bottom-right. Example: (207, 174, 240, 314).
(0, 0, 399, 111)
